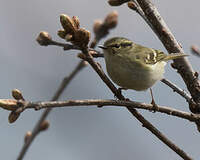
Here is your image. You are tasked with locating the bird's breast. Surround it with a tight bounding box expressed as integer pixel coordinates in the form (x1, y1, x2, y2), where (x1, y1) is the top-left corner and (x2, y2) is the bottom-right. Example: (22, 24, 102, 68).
(104, 54, 166, 91)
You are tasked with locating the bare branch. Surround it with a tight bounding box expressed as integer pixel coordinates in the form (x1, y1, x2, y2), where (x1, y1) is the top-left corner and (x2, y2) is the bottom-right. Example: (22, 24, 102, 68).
(3, 98, 199, 123)
(161, 78, 194, 103)
(49, 40, 81, 50)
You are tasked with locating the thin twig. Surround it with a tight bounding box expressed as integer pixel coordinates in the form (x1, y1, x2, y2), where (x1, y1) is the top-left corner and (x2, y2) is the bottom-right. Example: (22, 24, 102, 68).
(17, 61, 86, 160)
(10, 99, 200, 123)
(49, 40, 81, 50)
(135, 0, 200, 113)
(161, 78, 194, 103)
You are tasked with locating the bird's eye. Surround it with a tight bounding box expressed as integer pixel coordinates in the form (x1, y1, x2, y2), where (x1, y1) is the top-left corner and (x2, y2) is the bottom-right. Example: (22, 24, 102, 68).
(112, 44, 120, 48)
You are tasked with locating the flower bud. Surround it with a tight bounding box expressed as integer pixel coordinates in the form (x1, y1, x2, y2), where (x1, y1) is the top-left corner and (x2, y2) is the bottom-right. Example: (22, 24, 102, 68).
(74, 28, 90, 47)
(104, 11, 118, 29)
(24, 131, 32, 143)
(8, 111, 20, 123)
(72, 16, 80, 29)
(36, 31, 52, 46)
(0, 99, 17, 111)
(12, 89, 24, 100)
(108, 0, 130, 6)
(60, 14, 76, 33)
(93, 20, 103, 34)
(57, 30, 67, 39)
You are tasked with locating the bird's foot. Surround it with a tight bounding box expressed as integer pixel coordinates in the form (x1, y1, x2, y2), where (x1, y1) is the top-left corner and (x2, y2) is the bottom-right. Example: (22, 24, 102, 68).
(151, 98, 158, 112)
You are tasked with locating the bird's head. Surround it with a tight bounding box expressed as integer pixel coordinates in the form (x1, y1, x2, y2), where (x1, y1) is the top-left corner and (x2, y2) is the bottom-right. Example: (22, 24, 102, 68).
(99, 37, 133, 55)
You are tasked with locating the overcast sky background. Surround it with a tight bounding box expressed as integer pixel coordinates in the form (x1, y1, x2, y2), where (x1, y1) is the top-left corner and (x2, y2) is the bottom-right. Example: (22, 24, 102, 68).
(1, 0, 200, 160)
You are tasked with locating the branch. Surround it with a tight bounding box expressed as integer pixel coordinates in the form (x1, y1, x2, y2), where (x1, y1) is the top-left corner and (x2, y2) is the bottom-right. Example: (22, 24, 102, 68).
(161, 78, 195, 104)
(2, 99, 200, 123)
(133, 0, 200, 113)
(49, 40, 81, 50)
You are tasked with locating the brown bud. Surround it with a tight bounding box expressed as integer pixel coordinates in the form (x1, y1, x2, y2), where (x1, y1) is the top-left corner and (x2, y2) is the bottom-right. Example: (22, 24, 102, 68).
(0, 99, 18, 111)
(72, 16, 80, 29)
(8, 111, 20, 123)
(24, 131, 32, 143)
(36, 31, 52, 46)
(57, 30, 67, 39)
(12, 89, 24, 100)
(74, 28, 90, 47)
(104, 11, 118, 29)
(108, 0, 130, 6)
(39, 120, 50, 131)
(60, 14, 76, 33)
(127, 1, 137, 10)
(93, 20, 103, 34)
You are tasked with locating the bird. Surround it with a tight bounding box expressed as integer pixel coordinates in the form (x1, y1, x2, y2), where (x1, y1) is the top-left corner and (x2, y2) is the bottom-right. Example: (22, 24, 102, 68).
(99, 37, 187, 93)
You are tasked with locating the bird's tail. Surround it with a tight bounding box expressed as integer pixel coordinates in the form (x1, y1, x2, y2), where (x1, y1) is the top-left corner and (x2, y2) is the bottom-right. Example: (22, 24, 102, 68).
(163, 53, 188, 61)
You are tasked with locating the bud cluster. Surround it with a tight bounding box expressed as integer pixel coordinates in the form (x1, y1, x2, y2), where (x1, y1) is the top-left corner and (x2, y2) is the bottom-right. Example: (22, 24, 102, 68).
(58, 14, 90, 47)
(93, 11, 118, 41)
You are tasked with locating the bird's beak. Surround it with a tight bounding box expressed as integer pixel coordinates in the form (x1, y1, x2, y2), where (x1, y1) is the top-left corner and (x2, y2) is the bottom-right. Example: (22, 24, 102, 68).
(98, 45, 108, 49)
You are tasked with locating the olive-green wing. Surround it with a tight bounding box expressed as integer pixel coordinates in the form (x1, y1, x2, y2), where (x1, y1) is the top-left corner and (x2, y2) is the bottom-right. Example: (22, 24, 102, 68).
(127, 44, 187, 65)
(127, 44, 167, 65)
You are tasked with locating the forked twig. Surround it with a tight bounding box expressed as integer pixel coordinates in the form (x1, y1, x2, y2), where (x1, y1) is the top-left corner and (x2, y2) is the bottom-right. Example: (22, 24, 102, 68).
(2, 99, 200, 123)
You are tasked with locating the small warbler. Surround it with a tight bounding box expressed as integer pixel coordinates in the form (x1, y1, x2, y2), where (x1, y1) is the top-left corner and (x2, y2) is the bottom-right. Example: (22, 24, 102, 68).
(99, 37, 187, 91)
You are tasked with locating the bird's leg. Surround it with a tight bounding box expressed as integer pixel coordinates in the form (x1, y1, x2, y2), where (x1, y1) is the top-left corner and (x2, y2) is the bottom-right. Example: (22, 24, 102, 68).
(150, 88, 158, 112)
